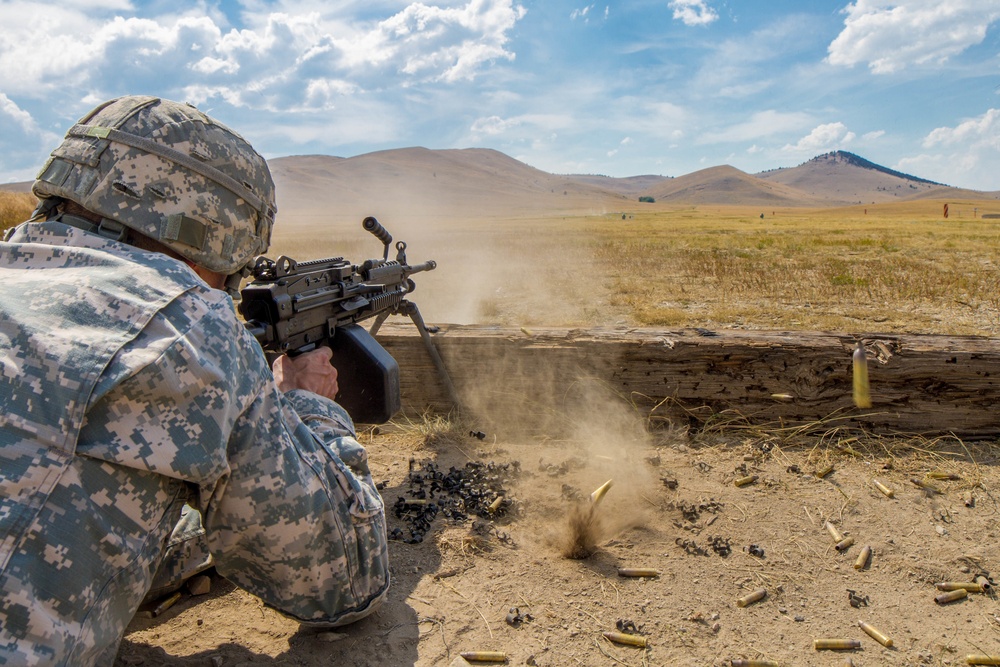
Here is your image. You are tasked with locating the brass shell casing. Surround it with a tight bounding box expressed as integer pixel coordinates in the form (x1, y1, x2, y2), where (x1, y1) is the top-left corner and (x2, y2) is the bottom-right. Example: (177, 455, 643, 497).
(617, 568, 661, 578)
(736, 588, 767, 608)
(814, 639, 861, 650)
(859, 620, 893, 647)
(459, 651, 508, 663)
(854, 545, 872, 570)
(835, 536, 855, 552)
(935, 588, 969, 604)
(966, 655, 1000, 665)
(602, 631, 648, 648)
(825, 521, 844, 543)
(873, 478, 895, 498)
(935, 582, 984, 593)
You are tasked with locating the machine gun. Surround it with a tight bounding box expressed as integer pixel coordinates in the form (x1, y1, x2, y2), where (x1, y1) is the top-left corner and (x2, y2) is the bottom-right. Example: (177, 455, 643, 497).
(239, 216, 455, 424)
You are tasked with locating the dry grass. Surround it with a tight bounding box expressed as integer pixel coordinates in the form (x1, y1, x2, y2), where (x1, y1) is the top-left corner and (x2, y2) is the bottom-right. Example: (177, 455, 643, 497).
(264, 197, 1000, 336)
(578, 200, 1000, 336)
(0, 191, 36, 236)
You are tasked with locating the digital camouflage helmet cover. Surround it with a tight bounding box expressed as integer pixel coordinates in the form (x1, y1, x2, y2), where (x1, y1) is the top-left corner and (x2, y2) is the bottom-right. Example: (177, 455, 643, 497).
(32, 95, 276, 276)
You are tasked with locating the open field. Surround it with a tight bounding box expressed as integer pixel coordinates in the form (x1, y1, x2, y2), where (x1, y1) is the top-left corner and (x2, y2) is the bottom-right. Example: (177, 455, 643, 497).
(269, 199, 1000, 336)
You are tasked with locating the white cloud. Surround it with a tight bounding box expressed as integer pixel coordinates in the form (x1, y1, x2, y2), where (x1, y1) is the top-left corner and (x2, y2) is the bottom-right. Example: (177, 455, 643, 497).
(470, 115, 522, 135)
(923, 108, 1000, 148)
(827, 0, 1000, 74)
(668, 0, 718, 27)
(570, 5, 594, 21)
(698, 110, 813, 144)
(893, 108, 1000, 190)
(863, 130, 886, 141)
(782, 122, 856, 153)
(620, 136, 633, 145)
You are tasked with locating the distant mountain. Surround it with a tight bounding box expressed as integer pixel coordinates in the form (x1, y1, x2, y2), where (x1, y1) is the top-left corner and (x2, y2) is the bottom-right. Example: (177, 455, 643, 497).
(755, 150, 951, 205)
(269, 147, 629, 227)
(4, 148, 996, 221)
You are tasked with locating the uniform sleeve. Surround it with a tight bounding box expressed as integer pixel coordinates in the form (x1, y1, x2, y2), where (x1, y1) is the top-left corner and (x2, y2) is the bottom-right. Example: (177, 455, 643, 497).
(83, 285, 390, 626)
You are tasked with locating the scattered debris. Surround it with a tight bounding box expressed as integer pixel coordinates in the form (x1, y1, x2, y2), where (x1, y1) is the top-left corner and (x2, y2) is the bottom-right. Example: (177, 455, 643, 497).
(505, 607, 533, 627)
(744, 544, 765, 558)
(846, 589, 869, 608)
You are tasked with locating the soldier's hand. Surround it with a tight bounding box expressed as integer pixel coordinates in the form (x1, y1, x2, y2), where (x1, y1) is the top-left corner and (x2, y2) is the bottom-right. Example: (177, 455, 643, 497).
(273, 347, 339, 400)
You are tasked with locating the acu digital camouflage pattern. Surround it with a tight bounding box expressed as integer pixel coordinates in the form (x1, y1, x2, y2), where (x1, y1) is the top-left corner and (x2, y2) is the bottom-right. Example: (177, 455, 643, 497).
(0, 221, 389, 666)
(32, 96, 276, 275)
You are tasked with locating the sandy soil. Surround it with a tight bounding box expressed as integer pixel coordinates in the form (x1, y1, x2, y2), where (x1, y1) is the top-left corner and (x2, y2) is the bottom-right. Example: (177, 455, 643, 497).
(116, 423, 1000, 667)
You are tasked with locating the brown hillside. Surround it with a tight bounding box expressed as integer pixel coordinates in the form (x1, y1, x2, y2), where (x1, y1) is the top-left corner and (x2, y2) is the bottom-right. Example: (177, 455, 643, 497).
(639, 165, 825, 206)
(754, 151, 985, 205)
(270, 148, 626, 229)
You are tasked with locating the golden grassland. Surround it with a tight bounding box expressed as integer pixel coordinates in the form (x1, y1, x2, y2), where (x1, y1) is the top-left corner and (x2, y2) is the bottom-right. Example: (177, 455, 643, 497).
(583, 200, 1000, 336)
(0, 192, 36, 236)
(376, 198, 1000, 336)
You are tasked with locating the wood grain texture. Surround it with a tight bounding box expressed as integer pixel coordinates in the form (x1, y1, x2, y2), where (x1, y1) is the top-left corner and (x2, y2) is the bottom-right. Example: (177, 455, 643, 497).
(374, 323, 1000, 437)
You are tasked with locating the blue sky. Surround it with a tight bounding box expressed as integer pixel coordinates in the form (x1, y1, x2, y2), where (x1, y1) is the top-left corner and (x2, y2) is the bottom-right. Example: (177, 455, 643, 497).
(1, 0, 998, 190)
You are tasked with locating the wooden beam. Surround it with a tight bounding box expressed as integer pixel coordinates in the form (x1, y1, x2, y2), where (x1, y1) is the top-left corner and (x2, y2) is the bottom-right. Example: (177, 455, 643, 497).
(374, 323, 1000, 438)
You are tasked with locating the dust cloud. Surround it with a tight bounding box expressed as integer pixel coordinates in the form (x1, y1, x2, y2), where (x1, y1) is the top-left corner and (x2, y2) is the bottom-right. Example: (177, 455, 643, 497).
(454, 339, 659, 561)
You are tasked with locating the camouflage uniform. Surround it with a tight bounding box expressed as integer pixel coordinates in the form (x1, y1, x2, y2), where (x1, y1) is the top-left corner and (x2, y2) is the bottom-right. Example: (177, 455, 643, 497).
(0, 98, 390, 667)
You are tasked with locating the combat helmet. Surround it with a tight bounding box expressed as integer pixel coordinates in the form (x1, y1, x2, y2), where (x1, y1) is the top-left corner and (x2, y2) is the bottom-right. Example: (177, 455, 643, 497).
(32, 95, 276, 278)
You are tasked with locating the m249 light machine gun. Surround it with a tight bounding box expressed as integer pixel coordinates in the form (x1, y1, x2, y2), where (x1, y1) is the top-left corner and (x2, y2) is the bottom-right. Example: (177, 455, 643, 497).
(239, 216, 456, 424)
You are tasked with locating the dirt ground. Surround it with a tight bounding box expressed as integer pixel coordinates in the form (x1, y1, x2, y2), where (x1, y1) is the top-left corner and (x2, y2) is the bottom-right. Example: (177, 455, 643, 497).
(115, 418, 1000, 667)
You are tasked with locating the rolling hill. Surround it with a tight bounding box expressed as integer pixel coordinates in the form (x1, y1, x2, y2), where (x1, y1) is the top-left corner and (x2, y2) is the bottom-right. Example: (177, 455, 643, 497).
(4, 149, 997, 223)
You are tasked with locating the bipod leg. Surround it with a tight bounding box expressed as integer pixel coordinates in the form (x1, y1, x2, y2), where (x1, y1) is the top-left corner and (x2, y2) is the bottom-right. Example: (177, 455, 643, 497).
(399, 302, 460, 412)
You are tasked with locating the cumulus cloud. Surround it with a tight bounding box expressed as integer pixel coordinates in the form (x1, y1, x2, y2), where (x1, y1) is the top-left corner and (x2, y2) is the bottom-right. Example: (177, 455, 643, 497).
(0, 0, 527, 98)
(827, 0, 1000, 73)
(669, 0, 718, 27)
(471, 114, 522, 135)
(571, 5, 594, 21)
(782, 122, 856, 152)
(893, 108, 1000, 189)
(698, 110, 813, 144)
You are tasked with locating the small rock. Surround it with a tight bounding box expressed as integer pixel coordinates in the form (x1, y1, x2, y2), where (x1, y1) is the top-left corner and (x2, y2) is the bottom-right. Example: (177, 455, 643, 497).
(794, 616, 805, 622)
(711, 622, 721, 633)
(210, 656, 224, 667)
(186, 575, 212, 596)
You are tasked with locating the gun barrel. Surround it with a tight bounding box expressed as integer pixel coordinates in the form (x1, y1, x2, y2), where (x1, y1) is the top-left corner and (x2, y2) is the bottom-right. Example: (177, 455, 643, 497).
(409, 260, 437, 274)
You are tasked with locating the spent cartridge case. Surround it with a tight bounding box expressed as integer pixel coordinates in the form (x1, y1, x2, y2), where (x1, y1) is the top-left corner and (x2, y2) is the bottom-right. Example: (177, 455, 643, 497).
(835, 536, 855, 552)
(736, 588, 767, 608)
(602, 631, 648, 648)
(910, 477, 943, 494)
(854, 545, 872, 570)
(964, 491, 975, 507)
(731, 660, 780, 667)
(814, 639, 861, 651)
(935, 582, 984, 593)
(590, 479, 613, 506)
(935, 588, 968, 604)
(825, 521, 844, 543)
(734, 475, 758, 487)
(852, 343, 872, 409)
(815, 464, 835, 479)
(873, 478, 895, 498)
(617, 568, 661, 578)
(859, 620, 893, 647)
(926, 471, 960, 480)
(151, 591, 182, 617)
(967, 656, 1000, 665)
(487, 496, 504, 513)
(459, 651, 508, 663)
(975, 575, 992, 592)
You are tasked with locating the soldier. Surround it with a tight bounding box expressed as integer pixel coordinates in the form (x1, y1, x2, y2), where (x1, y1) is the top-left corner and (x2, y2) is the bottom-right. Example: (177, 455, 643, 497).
(0, 96, 390, 666)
